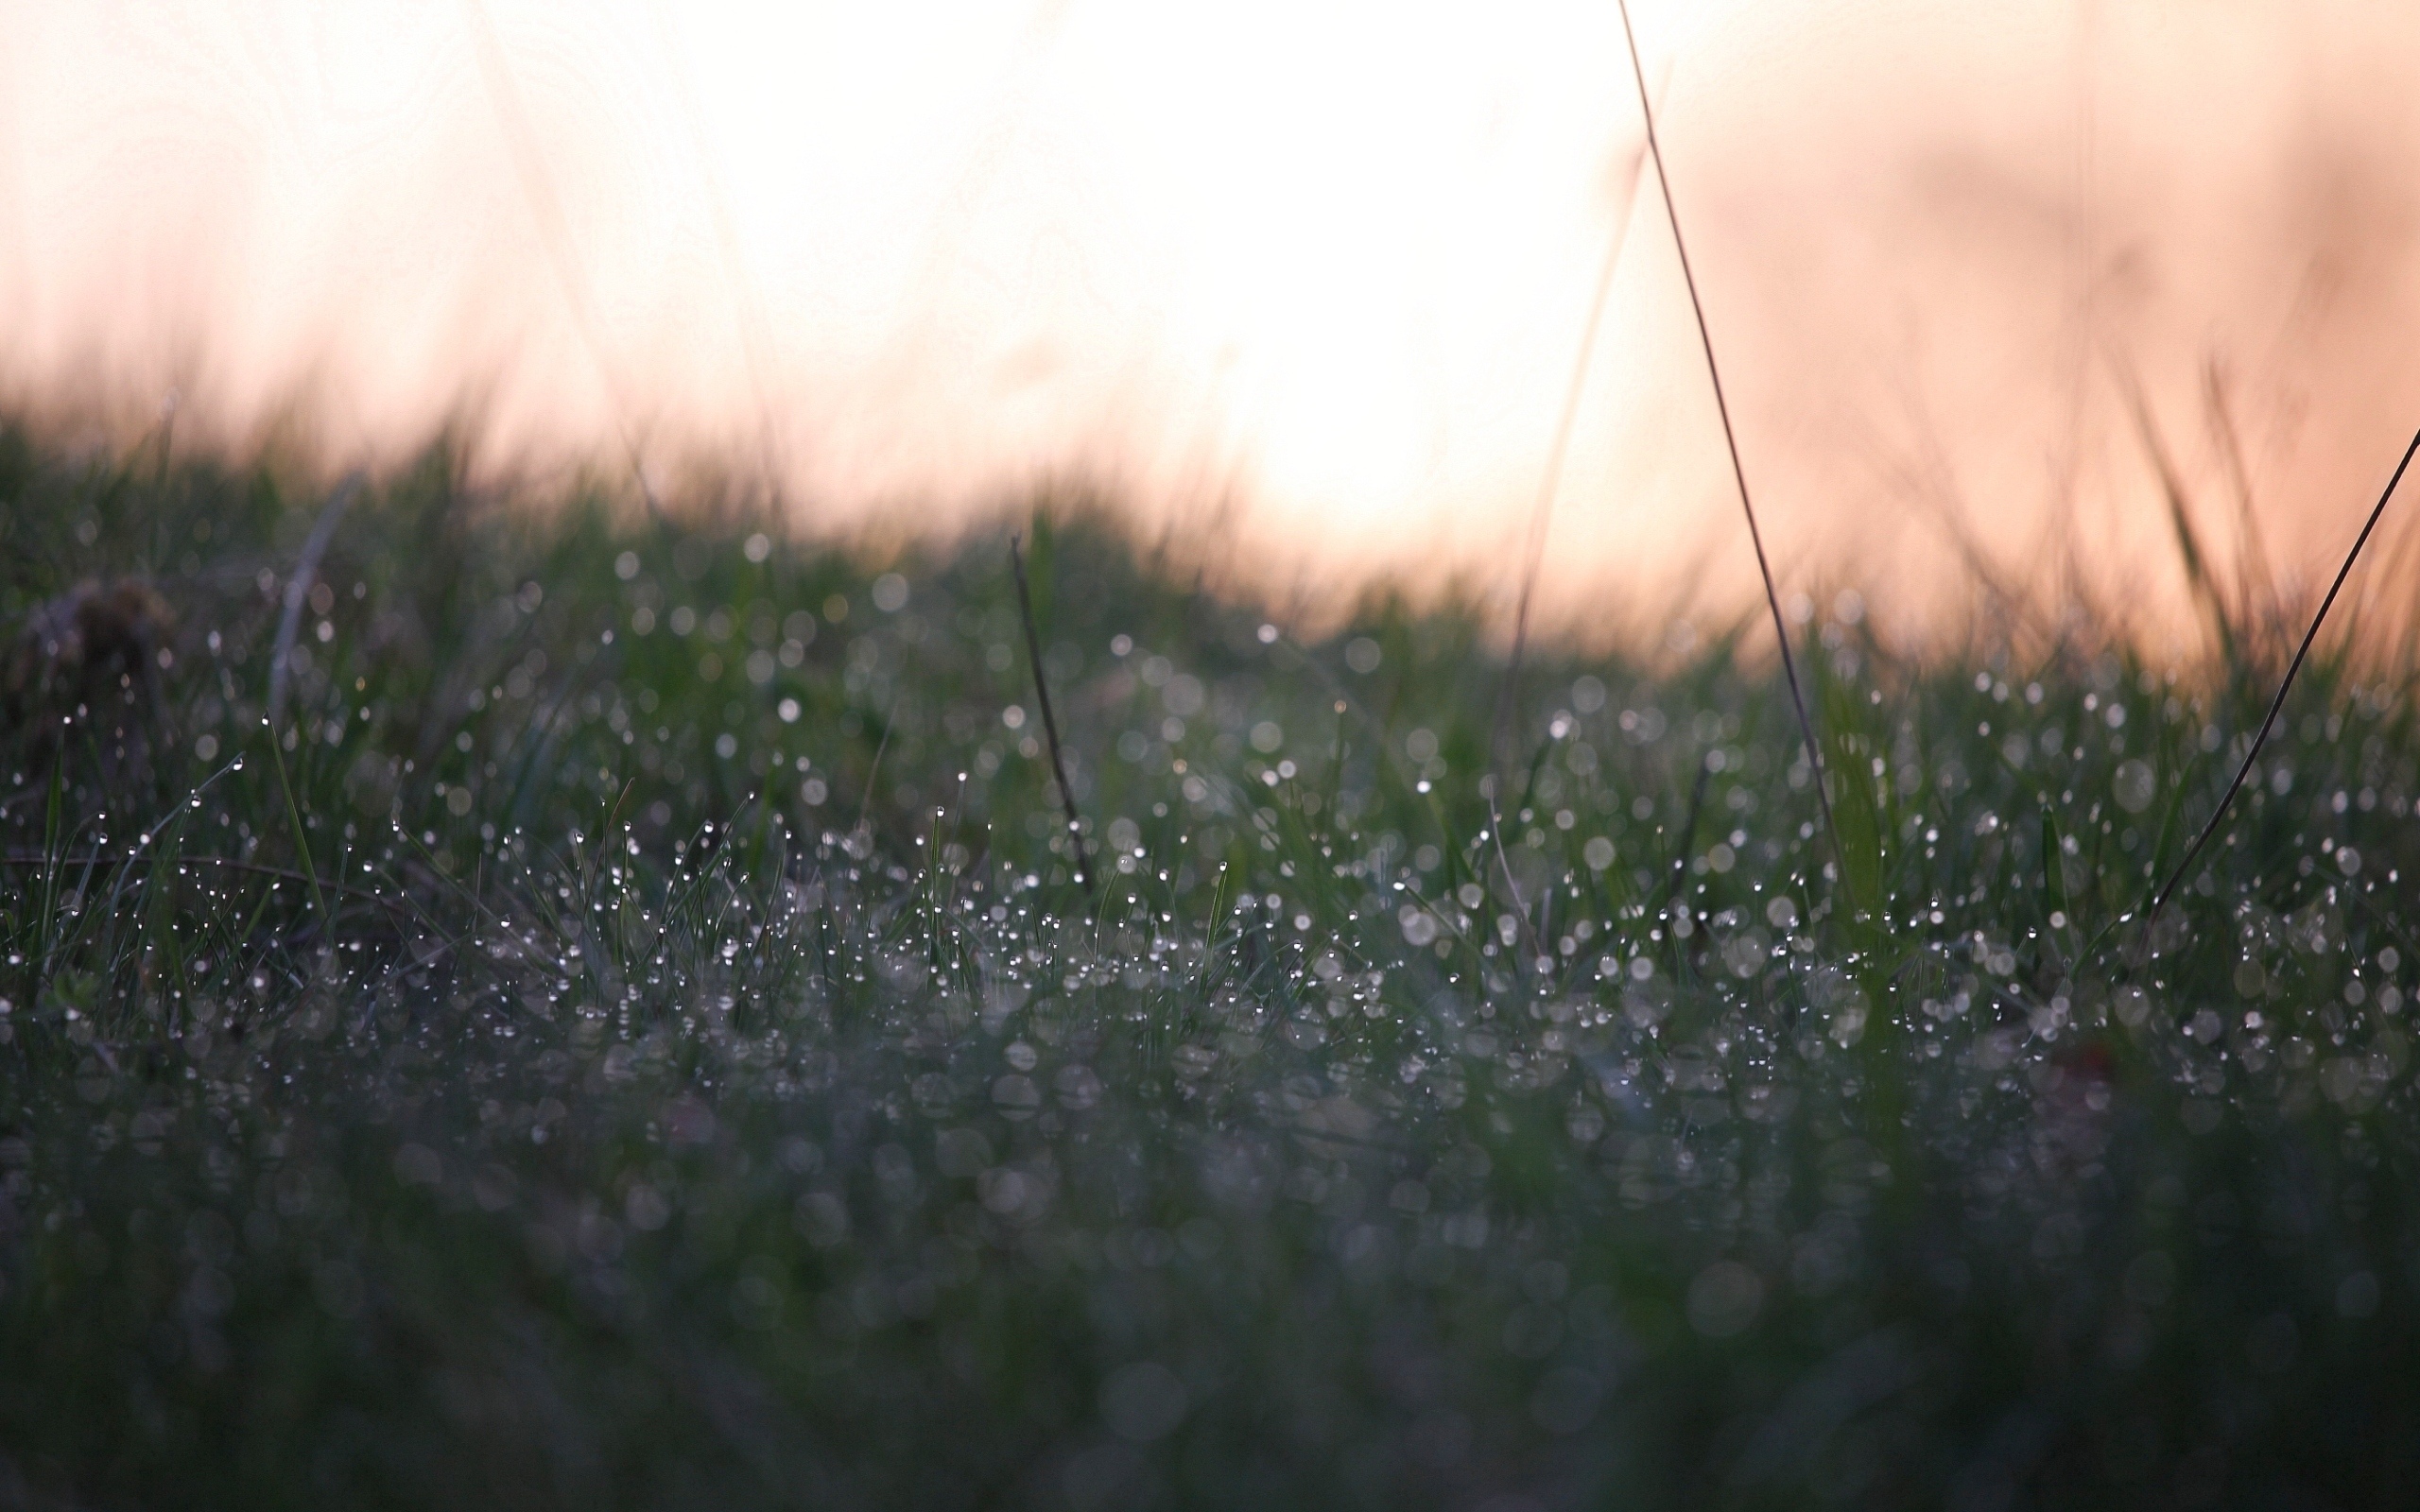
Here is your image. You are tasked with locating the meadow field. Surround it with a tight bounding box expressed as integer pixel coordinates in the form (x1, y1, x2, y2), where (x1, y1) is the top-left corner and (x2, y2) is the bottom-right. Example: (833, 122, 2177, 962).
(4, 431, 2418, 1508)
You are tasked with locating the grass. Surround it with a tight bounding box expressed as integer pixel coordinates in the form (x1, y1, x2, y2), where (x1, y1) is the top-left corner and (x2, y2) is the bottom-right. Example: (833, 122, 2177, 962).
(4, 426, 2420, 1509)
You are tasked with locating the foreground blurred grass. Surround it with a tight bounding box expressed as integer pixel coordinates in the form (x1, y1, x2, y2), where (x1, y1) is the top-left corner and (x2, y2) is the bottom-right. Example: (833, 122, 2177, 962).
(3, 430, 2418, 1509)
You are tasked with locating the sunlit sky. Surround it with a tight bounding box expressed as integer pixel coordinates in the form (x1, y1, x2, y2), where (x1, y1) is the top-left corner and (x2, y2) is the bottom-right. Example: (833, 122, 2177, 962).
(5, 1, 2418, 641)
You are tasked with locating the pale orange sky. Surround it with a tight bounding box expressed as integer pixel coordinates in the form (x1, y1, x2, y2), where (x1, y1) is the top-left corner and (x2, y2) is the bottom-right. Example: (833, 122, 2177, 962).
(4, 1, 2417, 645)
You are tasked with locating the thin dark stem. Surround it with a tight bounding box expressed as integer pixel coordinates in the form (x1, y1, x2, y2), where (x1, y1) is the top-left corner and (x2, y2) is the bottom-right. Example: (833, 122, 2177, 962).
(2147, 422, 2420, 923)
(1615, 0, 1849, 907)
(1009, 533, 1093, 896)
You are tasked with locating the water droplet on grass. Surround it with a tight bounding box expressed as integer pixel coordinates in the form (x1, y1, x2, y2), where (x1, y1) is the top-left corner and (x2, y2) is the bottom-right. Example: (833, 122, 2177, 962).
(2114, 759, 2156, 814)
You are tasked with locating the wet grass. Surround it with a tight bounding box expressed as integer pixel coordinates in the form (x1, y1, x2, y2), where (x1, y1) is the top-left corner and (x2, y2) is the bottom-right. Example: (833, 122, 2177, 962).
(4, 431, 2420, 1509)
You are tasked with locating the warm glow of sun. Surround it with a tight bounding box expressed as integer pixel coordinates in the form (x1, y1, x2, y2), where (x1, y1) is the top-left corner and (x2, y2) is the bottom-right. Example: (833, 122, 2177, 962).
(4, 0, 2418, 644)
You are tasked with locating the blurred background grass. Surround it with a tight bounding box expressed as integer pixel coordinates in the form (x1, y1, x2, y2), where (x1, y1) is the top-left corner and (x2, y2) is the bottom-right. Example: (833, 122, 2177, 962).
(3, 431, 2418, 1508)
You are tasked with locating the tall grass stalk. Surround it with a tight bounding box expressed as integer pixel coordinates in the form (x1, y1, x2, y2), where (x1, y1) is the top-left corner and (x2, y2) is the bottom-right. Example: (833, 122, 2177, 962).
(2148, 421, 2420, 920)
(1614, 0, 1850, 912)
(1010, 529, 1092, 895)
